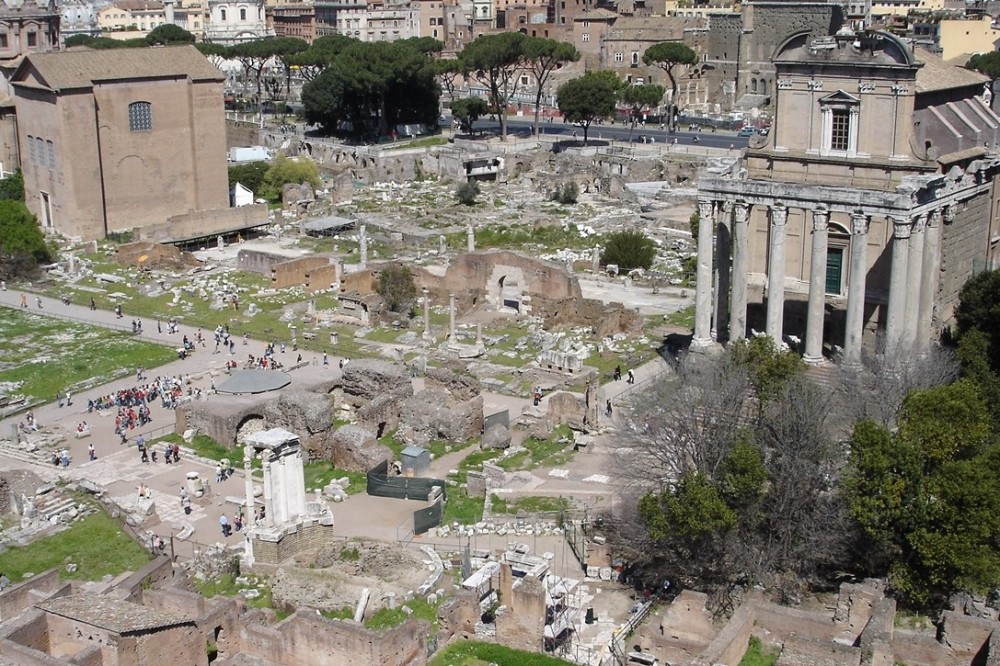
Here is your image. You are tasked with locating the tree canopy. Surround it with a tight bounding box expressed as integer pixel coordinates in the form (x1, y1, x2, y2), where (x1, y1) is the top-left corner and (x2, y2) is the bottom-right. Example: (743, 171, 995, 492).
(642, 42, 698, 131)
(146, 24, 196, 45)
(258, 156, 320, 202)
(451, 97, 488, 134)
(459, 32, 528, 141)
(0, 200, 51, 280)
(377, 264, 418, 313)
(301, 40, 439, 136)
(522, 37, 580, 137)
(954, 269, 1000, 374)
(557, 71, 618, 144)
(620, 84, 665, 141)
(600, 229, 655, 270)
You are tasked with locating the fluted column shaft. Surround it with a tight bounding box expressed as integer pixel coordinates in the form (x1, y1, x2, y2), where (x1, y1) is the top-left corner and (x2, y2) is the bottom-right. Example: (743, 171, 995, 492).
(903, 215, 926, 349)
(730, 202, 749, 341)
(804, 207, 829, 364)
(765, 204, 788, 345)
(713, 202, 732, 341)
(693, 199, 715, 347)
(843, 213, 870, 366)
(884, 217, 911, 354)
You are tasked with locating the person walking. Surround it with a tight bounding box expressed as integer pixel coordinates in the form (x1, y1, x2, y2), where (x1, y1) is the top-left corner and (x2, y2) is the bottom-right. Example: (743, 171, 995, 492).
(606, 399, 613, 417)
(36, 296, 42, 309)
(20, 293, 27, 308)
(87, 442, 96, 461)
(89, 297, 96, 311)
(323, 352, 329, 366)
(219, 514, 231, 537)
(626, 368, 635, 385)
(613, 365, 622, 381)
(65, 391, 72, 406)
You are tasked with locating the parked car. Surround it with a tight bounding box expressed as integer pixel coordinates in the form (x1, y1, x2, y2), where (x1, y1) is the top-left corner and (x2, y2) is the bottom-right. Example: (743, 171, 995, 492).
(737, 127, 756, 137)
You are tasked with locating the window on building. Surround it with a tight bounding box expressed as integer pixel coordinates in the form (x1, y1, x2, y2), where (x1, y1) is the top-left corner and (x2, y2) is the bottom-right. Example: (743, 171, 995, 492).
(581, 33, 589, 41)
(36, 137, 44, 164)
(583, 20, 589, 26)
(631, 51, 639, 65)
(220, 8, 227, 20)
(615, 52, 623, 63)
(27, 135, 34, 164)
(46, 140, 55, 169)
(128, 101, 153, 132)
(27, 32, 37, 47)
(830, 108, 850, 151)
(819, 92, 860, 157)
(0, 34, 8, 49)
(240, 8, 247, 20)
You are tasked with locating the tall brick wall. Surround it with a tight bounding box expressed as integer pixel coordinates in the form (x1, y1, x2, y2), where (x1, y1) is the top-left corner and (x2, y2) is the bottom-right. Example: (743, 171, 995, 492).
(939, 190, 993, 330)
(271, 256, 333, 290)
(249, 521, 336, 565)
(306, 264, 341, 293)
(0, 570, 63, 622)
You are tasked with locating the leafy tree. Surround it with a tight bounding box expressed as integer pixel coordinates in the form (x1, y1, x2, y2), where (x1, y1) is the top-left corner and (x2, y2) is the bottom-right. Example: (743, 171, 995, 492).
(0, 169, 24, 201)
(286, 35, 355, 81)
(459, 32, 528, 141)
(451, 97, 488, 134)
(377, 264, 417, 313)
(146, 24, 196, 45)
(846, 380, 1000, 607)
(955, 269, 1000, 373)
(642, 42, 698, 131)
(600, 229, 655, 270)
(227, 162, 269, 196)
(729, 335, 804, 408)
(268, 37, 309, 98)
(435, 58, 464, 104)
(551, 181, 578, 205)
(455, 181, 480, 206)
(64, 34, 95, 48)
(0, 200, 51, 280)
(401, 36, 443, 55)
(966, 52, 1000, 109)
(957, 328, 1000, 424)
(557, 72, 618, 145)
(195, 41, 231, 69)
(259, 156, 320, 202)
(620, 83, 665, 142)
(522, 37, 580, 137)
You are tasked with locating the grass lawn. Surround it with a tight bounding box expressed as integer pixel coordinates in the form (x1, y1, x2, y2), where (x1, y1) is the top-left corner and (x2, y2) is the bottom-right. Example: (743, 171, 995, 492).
(497, 425, 575, 472)
(453, 448, 504, 483)
(667, 305, 696, 330)
(302, 461, 367, 493)
(442, 493, 485, 525)
(492, 495, 570, 515)
(385, 136, 449, 150)
(0, 511, 151, 582)
(0, 309, 176, 402)
(365, 596, 440, 630)
(429, 641, 574, 666)
(194, 572, 284, 615)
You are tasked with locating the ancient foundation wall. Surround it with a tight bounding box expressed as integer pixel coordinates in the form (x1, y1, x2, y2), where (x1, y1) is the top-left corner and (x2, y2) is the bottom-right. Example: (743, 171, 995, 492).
(0, 570, 64, 622)
(271, 256, 332, 290)
(111, 556, 174, 603)
(940, 610, 997, 657)
(138, 204, 270, 243)
(939, 189, 993, 331)
(238, 249, 288, 276)
(249, 521, 335, 566)
(306, 264, 341, 293)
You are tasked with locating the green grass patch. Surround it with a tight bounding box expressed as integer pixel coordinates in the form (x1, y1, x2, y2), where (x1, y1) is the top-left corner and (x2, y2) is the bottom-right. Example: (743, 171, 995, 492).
(429, 640, 574, 666)
(0, 510, 152, 582)
(667, 305, 696, 330)
(739, 636, 780, 666)
(453, 448, 504, 483)
(303, 461, 367, 493)
(497, 425, 575, 472)
(386, 136, 449, 150)
(194, 572, 278, 612)
(494, 496, 570, 515)
(321, 607, 356, 620)
(0, 309, 176, 402)
(365, 595, 440, 630)
(363, 326, 409, 344)
(443, 493, 485, 525)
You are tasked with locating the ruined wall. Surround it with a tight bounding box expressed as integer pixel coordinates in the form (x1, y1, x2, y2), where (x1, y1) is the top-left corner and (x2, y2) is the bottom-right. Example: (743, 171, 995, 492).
(778, 635, 860, 666)
(0, 570, 64, 622)
(249, 521, 336, 566)
(438, 590, 479, 641)
(495, 564, 545, 653)
(705, 13, 742, 111)
(115, 242, 194, 270)
(938, 189, 993, 331)
(341, 269, 377, 294)
(134, 623, 208, 666)
(271, 256, 333, 290)
(111, 556, 174, 603)
(227, 121, 261, 150)
(428, 251, 582, 309)
(138, 204, 270, 243)
(0, 609, 50, 654)
(238, 612, 428, 666)
(238, 248, 291, 276)
(306, 264, 341, 293)
(939, 611, 997, 658)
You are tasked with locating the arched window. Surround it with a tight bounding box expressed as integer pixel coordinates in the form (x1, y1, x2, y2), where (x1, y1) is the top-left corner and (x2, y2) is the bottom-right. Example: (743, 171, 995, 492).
(240, 8, 246, 20)
(751, 78, 758, 94)
(220, 8, 227, 20)
(128, 101, 152, 132)
(761, 79, 769, 96)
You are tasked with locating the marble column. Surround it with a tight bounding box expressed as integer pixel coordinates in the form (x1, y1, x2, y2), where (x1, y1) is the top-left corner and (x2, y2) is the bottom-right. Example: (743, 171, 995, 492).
(467, 225, 475, 252)
(803, 206, 830, 364)
(713, 201, 732, 341)
(359, 225, 368, 269)
(730, 201, 749, 341)
(765, 203, 788, 345)
(917, 209, 943, 353)
(843, 213, 870, 366)
(449, 293, 456, 340)
(884, 217, 911, 354)
(903, 214, 926, 349)
(591, 247, 600, 274)
(692, 199, 716, 348)
(422, 287, 430, 338)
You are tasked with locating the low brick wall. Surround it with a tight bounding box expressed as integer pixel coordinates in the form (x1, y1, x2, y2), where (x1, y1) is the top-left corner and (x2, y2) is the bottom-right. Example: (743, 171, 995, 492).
(249, 520, 335, 566)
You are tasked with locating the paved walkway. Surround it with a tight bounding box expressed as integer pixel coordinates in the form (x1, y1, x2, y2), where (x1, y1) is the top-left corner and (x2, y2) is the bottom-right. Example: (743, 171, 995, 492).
(0, 286, 672, 555)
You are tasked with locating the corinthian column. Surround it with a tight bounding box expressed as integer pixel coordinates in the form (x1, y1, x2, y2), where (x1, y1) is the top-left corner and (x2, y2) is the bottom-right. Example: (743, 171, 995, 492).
(713, 201, 732, 341)
(730, 202, 749, 341)
(693, 199, 715, 348)
(917, 209, 943, 352)
(903, 214, 926, 349)
(843, 213, 870, 366)
(765, 204, 788, 345)
(884, 217, 911, 355)
(803, 207, 829, 364)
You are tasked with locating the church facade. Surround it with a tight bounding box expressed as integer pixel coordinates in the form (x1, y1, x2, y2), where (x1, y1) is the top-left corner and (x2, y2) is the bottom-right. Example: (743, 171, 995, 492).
(696, 30, 1000, 364)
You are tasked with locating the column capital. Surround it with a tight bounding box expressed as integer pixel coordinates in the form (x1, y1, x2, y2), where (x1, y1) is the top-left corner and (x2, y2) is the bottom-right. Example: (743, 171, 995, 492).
(891, 217, 912, 239)
(733, 201, 749, 225)
(927, 208, 943, 229)
(812, 207, 829, 232)
(910, 213, 927, 233)
(851, 212, 869, 236)
(697, 199, 715, 219)
(770, 203, 788, 227)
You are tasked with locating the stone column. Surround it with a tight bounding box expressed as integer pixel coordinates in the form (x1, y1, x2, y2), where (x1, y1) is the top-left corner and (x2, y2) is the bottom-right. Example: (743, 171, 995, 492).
(803, 207, 829, 364)
(467, 225, 475, 252)
(449, 293, 456, 340)
(439, 234, 446, 255)
(884, 217, 912, 354)
(422, 287, 431, 338)
(917, 208, 943, 353)
(712, 201, 732, 341)
(476, 323, 484, 351)
(843, 213, 870, 366)
(730, 201, 749, 341)
(692, 199, 715, 348)
(359, 225, 368, 269)
(765, 203, 788, 345)
(902, 214, 926, 349)
(242, 443, 256, 567)
(591, 247, 600, 273)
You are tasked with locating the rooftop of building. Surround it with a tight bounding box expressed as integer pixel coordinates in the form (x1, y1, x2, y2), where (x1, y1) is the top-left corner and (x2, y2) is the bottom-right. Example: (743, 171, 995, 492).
(36, 594, 194, 634)
(914, 47, 988, 93)
(604, 15, 705, 41)
(13, 44, 224, 91)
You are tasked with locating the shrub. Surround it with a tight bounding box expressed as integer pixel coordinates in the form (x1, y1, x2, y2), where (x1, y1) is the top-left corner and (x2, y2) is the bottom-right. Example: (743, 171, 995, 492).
(456, 180, 480, 206)
(377, 264, 417, 313)
(551, 181, 579, 205)
(600, 229, 656, 271)
(259, 156, 321, 202)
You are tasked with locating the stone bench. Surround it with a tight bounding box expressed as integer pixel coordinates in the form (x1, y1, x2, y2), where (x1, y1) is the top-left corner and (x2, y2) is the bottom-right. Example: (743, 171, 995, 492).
(74, 429, 92, 439)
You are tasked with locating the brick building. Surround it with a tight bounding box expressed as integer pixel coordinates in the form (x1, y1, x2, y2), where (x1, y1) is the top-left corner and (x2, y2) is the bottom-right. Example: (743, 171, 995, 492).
(12, 45, 231, 241)
(696, 31, 1000, 364)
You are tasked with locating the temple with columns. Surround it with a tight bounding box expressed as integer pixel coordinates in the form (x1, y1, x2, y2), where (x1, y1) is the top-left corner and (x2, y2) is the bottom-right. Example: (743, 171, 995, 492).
(696, 29, 1000, 364)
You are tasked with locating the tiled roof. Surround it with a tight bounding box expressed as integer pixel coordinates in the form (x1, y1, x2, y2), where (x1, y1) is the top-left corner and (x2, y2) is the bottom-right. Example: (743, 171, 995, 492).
(915, 49, 988, 93)
(16, 45, 223, 91)
(37, 594, 194, 634)
(109, 0, 165, 10)
(573, 7, 618, 20)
